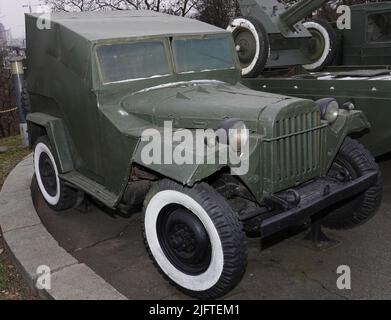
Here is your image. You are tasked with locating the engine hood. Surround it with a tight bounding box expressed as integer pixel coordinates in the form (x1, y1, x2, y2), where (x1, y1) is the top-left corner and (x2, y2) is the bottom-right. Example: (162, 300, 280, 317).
(120, 81, 292, 132)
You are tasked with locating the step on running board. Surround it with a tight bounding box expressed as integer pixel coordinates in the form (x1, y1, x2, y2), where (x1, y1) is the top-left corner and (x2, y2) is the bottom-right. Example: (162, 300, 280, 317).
(60, 172, 118, 208)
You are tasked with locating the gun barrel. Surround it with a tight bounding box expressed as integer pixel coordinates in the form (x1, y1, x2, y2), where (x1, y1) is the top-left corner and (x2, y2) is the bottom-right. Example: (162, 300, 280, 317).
(280, 0, 329, 27)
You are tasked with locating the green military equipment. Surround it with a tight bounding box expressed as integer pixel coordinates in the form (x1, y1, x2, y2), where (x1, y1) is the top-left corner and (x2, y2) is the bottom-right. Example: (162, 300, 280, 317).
(239, 2, 391, 156)
(336, 2, 391, 66)
(228, 0, 334, 76)
(243, 69, 391, 157)
(26, 11, 381, 299)
(229, 1, 391, 77)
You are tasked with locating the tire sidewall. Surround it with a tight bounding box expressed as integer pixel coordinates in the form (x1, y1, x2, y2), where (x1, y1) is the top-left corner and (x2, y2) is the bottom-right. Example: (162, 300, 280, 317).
(34, 139, 61, 207)
(228, 17, 270, 77)
(303, 20, 332, 71)
(144, 189, 224, 292)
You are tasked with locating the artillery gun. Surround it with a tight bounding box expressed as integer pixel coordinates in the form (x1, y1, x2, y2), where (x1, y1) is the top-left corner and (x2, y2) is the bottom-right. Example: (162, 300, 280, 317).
(230, 1, 391, 77)
(238, 2, 391, 157)
(228, 0, 335, 77)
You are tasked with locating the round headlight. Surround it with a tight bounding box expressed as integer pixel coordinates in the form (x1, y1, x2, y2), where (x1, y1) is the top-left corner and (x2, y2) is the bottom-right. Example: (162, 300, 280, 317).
(228, 121, 250, 155)
(217, 119, 250, 155)
(316, 98, 340, 124)
(324, 101, 339, 124)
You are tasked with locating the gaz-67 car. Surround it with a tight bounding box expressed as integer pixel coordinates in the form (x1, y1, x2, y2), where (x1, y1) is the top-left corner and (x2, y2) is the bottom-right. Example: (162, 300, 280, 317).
(26, 11, 382, 299)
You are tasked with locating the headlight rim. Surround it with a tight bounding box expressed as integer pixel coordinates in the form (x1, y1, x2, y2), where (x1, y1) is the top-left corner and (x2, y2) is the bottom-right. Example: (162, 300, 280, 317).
(316, 98, 340, 124)
(217, 118, 250, 155)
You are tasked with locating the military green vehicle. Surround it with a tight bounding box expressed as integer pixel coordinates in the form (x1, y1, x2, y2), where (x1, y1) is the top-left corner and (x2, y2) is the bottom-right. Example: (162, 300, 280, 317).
(237, 1, 391, 156)
(338, 2, 391, 66)
(229, 0, 391, 76)
(26, 11, 381, 299)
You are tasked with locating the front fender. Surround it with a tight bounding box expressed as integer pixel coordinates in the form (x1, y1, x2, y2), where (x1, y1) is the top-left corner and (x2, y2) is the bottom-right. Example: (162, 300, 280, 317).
(325, 110, 371, 170)
(27, 112, 74, 173)
(131, 135, 229, 187)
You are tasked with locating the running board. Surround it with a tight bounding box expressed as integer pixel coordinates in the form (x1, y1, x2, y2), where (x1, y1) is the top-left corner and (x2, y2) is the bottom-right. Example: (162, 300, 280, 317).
(60, 171, 119, 208)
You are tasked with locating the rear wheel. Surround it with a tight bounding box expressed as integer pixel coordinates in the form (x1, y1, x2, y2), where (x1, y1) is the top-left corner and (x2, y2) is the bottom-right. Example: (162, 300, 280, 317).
(227, 16, 270, 78)
(143, 179, 247, 299)
(33, 136, 77, 211)
(303, 19, 338, 72)
(322, 138, 382, 230)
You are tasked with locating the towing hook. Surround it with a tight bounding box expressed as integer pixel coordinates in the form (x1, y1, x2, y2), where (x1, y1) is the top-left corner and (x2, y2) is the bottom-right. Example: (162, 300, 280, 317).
(285, 189, 301, 206)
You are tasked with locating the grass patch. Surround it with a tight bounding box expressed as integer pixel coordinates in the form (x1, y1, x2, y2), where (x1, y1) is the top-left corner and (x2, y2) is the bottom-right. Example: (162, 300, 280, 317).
(0, 135, 33, 300)
(0, 136, 31, 189)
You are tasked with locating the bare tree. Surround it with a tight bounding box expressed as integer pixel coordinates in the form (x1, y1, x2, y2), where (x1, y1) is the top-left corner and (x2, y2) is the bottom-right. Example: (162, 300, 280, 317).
(45, 0, 197, 15)
(45, 0, 102, 11)
(195, 0, 240, 28)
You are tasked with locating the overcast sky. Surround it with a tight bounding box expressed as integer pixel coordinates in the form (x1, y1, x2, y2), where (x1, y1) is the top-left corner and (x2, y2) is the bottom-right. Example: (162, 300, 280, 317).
(0, 0, 43, 39)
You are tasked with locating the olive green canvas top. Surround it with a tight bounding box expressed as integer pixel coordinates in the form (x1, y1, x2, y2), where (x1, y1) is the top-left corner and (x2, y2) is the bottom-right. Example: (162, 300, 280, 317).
(27, 10, 227, 42)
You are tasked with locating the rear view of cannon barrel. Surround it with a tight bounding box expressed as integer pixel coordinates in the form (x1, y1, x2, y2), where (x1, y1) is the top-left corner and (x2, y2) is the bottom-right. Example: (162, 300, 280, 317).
(228, 0, 339, 77)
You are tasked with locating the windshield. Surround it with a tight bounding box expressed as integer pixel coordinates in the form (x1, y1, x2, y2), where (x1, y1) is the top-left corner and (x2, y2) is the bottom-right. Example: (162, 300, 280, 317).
(172, 36, 236, 73)
(97, 40, 171, 84)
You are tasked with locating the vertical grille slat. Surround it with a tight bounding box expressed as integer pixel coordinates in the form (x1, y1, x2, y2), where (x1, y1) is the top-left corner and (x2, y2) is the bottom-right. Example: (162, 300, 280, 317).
(297, 115, 302, 180)
(285, 119, 290, 179)
(302, 114, 308, 172)
(291, 117, 297, 178)
(279, 120, 284, 181)
(307, 113, 313, 171)
(267, 108, 326, 191)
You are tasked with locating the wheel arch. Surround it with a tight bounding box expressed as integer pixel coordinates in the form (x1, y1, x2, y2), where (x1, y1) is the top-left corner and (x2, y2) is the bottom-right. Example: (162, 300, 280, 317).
(27, 112, 74, 173)
(131, 159, 228, 188)
(325, 110, 371, 171)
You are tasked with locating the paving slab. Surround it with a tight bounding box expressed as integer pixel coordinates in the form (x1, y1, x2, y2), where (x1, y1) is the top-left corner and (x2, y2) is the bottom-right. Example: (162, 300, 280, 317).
(0, 191, 41, 233)
(3, 224, 78, 290)
(41, 263, 127, 300)
(1, 156, 34, 194)
(0, 155, 127, 300)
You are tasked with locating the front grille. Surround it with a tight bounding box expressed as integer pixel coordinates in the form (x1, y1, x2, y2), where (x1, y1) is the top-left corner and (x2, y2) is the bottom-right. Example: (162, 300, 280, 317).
(263, 109, 328, 192)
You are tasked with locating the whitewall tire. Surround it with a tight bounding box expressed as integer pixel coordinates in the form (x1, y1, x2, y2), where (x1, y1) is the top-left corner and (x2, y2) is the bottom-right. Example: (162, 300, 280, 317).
(143, 179, 247, 299)
(303, 19, 338, 72)
(228, 16, 270, 78)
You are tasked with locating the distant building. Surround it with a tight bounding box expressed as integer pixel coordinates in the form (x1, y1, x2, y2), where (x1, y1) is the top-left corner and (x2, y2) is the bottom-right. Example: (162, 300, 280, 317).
(0, 23, 11, 47)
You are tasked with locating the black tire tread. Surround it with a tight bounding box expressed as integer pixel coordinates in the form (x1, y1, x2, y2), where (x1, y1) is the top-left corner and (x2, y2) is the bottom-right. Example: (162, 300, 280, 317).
(323, 137, 382, 230)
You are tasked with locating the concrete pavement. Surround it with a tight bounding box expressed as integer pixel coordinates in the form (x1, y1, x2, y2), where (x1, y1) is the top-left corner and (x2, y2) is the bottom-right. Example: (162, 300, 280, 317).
(2, 154, 391, 300)
(0, 155, 126, 300)
(32, 157, 391, 300)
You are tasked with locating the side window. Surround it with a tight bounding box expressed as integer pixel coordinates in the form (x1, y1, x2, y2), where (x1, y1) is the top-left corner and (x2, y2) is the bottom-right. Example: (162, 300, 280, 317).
(367, 12, 391, 43)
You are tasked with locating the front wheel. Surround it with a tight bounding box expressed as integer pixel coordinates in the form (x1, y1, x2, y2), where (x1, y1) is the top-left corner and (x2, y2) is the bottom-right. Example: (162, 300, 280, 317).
(142, 179, 247, 299)
(322, 138, 382, 230)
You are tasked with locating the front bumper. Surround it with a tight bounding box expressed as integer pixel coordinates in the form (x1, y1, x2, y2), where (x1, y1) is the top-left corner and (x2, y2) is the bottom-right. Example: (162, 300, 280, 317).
(256, 171, 378, 239)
